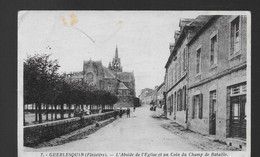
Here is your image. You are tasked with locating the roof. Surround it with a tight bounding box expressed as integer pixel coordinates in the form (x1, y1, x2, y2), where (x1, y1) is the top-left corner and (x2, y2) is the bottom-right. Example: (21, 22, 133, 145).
(67, 71, 83, 79)
(118, 82, 129, 90)
(187, 15, 218, 45)
(165, 15, 215, 69)
(117, 72, 134, 82)
(103, 67, 116, 78)
(156, 82, 165, 91)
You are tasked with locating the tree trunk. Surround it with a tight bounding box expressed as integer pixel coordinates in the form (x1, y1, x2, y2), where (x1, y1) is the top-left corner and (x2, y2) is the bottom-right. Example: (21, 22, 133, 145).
(68, 104, 71, 118)
(38, 103, 42, 123)
(51, 104, 53, 121)
(46, 104, 49, 121)
(35, 103, 38, 122)
(55, 104, 57, 120)
(24, 104, 25, 126)
(61, 104, 64, 119)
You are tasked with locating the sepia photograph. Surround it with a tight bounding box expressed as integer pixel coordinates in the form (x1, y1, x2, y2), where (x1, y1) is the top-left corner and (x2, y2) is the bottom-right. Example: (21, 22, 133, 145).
(18, 11, 251, 157)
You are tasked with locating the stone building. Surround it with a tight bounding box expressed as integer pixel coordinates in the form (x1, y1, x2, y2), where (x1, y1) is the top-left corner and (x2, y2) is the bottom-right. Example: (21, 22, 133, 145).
(155, 83, 165, 108)
(187, 15, 247, 142)
(164, 15, 248, 144)
(165, 16, 212, 127)
(67, 46, 136, 108)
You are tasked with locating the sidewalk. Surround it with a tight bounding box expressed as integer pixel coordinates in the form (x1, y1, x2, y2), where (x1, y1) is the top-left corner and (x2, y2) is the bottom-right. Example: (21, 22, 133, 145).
(151, 111, 242, 151)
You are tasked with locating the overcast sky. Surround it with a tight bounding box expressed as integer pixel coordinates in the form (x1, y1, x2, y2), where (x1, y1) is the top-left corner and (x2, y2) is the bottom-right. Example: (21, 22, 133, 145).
(18, 11, 206, 96)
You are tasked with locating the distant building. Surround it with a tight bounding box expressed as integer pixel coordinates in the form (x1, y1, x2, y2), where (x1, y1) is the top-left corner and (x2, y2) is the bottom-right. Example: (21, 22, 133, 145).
(138, 88, 154, 105)
(67, 46, 136, 108)
(156, 83, 165, 108)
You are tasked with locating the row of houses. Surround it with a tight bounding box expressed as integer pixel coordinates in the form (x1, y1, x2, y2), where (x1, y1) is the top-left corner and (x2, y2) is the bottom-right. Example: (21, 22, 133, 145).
(136, 15, 249, 145)
(138, 83, 166, 108)
(163, 15, 248, 143)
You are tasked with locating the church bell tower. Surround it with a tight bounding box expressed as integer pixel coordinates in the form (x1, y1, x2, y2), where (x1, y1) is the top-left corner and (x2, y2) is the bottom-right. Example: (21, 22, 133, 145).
(109, 46, 123, 72)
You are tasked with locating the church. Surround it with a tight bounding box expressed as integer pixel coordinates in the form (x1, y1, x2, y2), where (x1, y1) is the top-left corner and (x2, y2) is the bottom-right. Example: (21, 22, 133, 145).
(67, 46, 136, 108)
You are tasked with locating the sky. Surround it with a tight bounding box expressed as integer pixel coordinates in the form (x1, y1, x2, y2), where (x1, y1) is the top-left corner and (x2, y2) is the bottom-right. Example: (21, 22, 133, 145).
(18, 11, 204, 96)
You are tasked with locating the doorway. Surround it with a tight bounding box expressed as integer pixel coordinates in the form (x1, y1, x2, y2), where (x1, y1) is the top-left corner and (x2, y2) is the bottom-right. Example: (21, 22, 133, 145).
(230, 94, 246, 139)
(209, 90, 217, 135)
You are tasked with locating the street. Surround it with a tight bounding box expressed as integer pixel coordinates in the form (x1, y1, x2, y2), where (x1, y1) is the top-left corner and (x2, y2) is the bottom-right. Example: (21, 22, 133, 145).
(30, 105, 201, 151)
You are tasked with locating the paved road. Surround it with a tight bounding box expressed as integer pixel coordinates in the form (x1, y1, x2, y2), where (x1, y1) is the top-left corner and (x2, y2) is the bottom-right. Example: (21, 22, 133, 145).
(29, 105, 201, 151)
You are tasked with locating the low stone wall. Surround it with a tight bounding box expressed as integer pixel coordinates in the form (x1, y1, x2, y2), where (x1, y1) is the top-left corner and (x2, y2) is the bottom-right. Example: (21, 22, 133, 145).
(24, 111, 116, 147)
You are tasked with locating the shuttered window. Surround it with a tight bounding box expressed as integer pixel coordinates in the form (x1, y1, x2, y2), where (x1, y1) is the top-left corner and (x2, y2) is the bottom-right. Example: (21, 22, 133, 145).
(183, 86, 186, 110)
(199, 94, 203, 119)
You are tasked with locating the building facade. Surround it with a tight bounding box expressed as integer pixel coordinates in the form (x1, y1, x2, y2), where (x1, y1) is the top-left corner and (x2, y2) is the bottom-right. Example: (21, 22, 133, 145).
(156, 83, 165, 108)
(187, 15, 247, 141)
(138, 88, 154, 105)
(165, 17, 212, 127)
(67, 46, 136, 108)
(164, 15, 248, 142)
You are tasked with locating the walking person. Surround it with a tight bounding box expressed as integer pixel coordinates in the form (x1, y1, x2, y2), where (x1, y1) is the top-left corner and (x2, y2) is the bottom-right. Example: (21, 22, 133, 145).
(153, 105, 157, 111)
(126, 107, 130, 118)
(119, 107, 123, 118)
(133, 106, 136, 112)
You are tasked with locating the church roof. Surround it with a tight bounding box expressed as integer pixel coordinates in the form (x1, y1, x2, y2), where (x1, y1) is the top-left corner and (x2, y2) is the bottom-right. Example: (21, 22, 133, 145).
(118, 82, 129, 90)
(68, 71, 83, 79)
(103, 67, 116, 78)
(117, 72, 134, 82)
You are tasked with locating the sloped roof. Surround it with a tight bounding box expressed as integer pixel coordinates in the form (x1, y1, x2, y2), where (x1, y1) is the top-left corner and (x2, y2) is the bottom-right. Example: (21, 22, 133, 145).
(165, 15, 215, 68)
(187, 15, 216, 45)
(68, 71, 83, 79)
(117, 72, 134, 82)
(103, 67, 116, 78)
(118, 82, 129, 90)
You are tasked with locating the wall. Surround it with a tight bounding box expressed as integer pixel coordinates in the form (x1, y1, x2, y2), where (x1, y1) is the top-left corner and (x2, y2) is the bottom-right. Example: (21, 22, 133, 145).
(166, 35, 189, 127)
(24, 111, 116, 147)
(187, 15, 247, 140)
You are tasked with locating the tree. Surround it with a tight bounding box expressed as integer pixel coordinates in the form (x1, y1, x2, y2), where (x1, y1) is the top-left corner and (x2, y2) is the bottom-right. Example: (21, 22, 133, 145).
(24, 54, 60, 123)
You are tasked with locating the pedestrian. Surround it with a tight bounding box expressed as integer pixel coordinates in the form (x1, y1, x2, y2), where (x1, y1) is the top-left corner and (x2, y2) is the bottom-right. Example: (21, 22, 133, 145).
(133, 106, 136, 112)
(126, 107, 130, 118)
(119, 107, 123, 118)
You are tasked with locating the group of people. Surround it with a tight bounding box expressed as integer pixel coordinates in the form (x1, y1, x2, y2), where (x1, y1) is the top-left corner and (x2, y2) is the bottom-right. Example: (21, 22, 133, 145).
(150, 105, 157, 111)
(114, 107, 136, 118)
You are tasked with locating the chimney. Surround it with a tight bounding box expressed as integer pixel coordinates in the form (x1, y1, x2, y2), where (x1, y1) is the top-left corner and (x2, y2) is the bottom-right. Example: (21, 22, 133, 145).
(169, 43, 175, 54)
(174, 31, 180, 42)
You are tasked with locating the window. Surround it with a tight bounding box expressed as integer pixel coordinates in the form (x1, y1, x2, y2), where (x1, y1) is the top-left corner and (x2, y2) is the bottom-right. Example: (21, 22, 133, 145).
(192, 94, 203, 119)
(231, 83, 247, 96)
(180, 89, 183, 111)
(183, 47, 187, 71)
(210, 90, 217, 116)
(210, 34, 218, 66)
(177, 90, 180, 111)
(175, 62, 177, 83)
(230, 17, 241, 56)
(196, 48, 201, 74)
(178, 56, 181, 79)
(183, 86, 186, 110)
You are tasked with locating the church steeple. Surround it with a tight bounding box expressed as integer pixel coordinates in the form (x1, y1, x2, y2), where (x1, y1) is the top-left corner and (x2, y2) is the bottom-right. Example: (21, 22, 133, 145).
(110, 46, 122, 72)
(115, 45, 118, 59)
